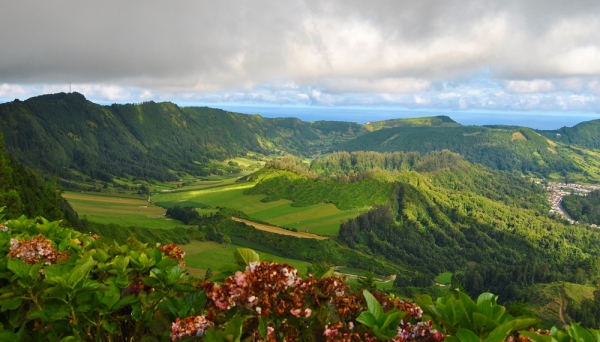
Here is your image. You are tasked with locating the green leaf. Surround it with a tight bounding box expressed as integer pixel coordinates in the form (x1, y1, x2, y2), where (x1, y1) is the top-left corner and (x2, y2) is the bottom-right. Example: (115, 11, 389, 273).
(568, 323, 595, 342)
(477, 293, 495, 305)
(67, 259, 97, 286)
(485, 319, 537, 342)
(100, 290, 120, 310)
(27, 309, 51, 322)
(103, 322, 118, 334)
(233, 248, 259, 266)
(114, 295, 139, 311)
(7, 259, 29, 279)
(356, 311, 377, 328)
(258, 317, 268, 339)
(60, 337, 78, 342)
(223, 314, 244, 342)
(518, 331, 553, 342)
(510, 318, 540, 332)
(363, 290, 383, 319)
(380, 310, 405, 331)
(456, 328, 482, 342)
(0, 297, 22, 312)
(112, 255, 130, 276)
(184, 291, 207, 316)
(473, 312, 499, 334)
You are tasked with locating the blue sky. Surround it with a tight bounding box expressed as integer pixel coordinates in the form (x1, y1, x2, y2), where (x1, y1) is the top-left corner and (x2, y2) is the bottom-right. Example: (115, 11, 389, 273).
(1, 1, 599, 122)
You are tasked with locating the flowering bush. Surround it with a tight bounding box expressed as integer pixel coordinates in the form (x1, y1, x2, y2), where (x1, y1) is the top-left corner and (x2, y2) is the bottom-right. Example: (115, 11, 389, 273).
(170, 315, 214, 340)
(8, 234, 69, 265)
(0, 209, 597, 342)
(160, 243, 186, 266)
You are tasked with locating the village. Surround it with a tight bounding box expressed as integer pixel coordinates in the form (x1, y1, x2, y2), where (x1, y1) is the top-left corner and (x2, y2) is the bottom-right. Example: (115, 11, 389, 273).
(541, 181, 600, 226)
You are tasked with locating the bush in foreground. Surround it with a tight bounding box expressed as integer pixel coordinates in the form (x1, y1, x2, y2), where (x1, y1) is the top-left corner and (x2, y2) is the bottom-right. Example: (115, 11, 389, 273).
(0, 209, 599, 341)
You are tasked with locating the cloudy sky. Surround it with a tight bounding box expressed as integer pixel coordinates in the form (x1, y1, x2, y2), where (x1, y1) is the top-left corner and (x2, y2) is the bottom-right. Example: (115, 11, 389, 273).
(1, 0, 600, 118)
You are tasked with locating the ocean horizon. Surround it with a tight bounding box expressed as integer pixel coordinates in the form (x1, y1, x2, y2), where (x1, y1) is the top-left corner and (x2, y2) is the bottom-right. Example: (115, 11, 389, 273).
(214, 105, 600, 130)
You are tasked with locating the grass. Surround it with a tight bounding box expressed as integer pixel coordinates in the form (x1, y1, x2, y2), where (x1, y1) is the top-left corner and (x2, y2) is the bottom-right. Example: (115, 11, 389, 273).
(434, 272, 453, 285)
(153, 184, 366, 236)
(181, 241, 311, 274)
(63, 191, 190, 229)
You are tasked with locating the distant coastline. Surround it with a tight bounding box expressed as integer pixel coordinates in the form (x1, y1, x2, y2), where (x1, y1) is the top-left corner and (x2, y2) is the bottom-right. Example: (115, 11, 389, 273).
(214, 105, 600, 130)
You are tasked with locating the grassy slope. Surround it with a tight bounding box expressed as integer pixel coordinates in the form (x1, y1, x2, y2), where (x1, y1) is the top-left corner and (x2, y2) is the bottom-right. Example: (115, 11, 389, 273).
(63, 191, 190, 229)
(181, 240, 311, 275)
(153, 183, 364, 235)
(525, 282, 596, 327)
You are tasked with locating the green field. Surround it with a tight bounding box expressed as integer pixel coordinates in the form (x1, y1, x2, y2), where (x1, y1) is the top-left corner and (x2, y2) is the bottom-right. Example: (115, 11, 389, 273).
(434, 272, 453, 285)
(181, 241, 311, 274)
(63, 192, 192, 229)
(153, 183, 366, 235)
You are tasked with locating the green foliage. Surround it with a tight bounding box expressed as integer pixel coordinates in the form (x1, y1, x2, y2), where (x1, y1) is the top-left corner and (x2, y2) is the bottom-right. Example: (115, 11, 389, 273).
(0, 210, 200, 341)
(356, 290, 405, 339)
(336, 125, 578, 177)
(245, 170, 394, 210)
(0, 93, 367, 183)
(0, 134, 66, 221)
(166, 205, 200, 225)
(357, 271, 377, 292)
(540, 119, 600, 149)
(562, 190, 600, 224)
(417, 291, 538, 340)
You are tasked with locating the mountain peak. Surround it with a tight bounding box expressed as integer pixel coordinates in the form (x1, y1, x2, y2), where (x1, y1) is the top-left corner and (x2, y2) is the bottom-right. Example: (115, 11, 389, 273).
(26, 91, 87, 103)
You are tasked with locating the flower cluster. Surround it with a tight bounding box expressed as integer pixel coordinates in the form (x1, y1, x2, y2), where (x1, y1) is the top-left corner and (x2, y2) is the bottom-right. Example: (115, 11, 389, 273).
(170, 315, 214, 340)
(207, 261, 302, 313)
(160, 243, 186, 266)
(8, 234, 69, 265)
(392, 320, 443, 342)
(323, 322, 378, 342)
(0, 222, 8, 232)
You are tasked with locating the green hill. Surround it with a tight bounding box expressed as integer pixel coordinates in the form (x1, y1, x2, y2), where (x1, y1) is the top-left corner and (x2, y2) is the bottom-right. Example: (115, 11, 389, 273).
(245, 151, 600, 306)
(0, 93, 356, 182)
(363, 115, 460, 131)
(0, 133, 67, 220)
(540, 119, 600, 149)
(335, 125, 578, 177)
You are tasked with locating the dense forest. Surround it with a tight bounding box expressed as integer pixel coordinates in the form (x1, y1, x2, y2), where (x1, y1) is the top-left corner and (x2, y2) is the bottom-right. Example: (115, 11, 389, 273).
(335, 125, 578, 177)
(0, 93, 364, 182)
(0, 133, 67, 220)
(562, 190, 600, 224)
(540, 119, 600, 149)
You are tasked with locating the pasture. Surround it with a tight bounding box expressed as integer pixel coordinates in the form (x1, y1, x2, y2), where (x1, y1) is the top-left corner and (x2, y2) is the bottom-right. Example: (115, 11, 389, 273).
(181, 241, 311, 274)
(153, 183, 366, 236)
(62, 192, 191, 229)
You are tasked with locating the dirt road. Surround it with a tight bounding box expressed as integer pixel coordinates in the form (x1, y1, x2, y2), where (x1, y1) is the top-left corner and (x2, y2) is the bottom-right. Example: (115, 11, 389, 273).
(231, 217, 327, 240)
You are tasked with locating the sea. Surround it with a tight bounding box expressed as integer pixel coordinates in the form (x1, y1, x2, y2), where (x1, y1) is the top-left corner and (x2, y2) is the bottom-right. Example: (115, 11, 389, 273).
(215, 105, 600, 131)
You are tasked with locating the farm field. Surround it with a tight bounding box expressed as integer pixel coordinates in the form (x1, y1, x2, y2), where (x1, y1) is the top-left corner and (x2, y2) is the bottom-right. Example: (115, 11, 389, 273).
(231, 217, 327, 240)
(153, 183, 366, 236)
(62, 192, 192, 229)
(181, 241, 311, 275)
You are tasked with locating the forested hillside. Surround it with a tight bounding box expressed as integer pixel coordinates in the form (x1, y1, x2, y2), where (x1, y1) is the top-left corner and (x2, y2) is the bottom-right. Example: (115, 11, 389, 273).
(335, 125, 577, 177)
(0, 93, 365, 182)
(562, 190, 600, 225)
(0, 134, 66, 220)
(540, 119, 600, 149)
(247, 151, 600, 304)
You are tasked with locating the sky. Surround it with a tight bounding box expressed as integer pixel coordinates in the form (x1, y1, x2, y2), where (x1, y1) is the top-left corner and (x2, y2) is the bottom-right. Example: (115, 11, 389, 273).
(1, 0, 600, 124)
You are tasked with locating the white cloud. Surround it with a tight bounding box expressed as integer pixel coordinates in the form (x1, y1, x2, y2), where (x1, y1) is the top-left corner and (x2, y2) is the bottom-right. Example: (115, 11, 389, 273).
(1, 1, 600, 112)
(505, 80, 556, 93)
